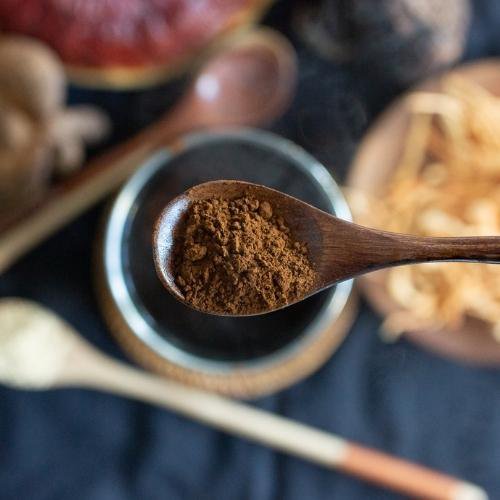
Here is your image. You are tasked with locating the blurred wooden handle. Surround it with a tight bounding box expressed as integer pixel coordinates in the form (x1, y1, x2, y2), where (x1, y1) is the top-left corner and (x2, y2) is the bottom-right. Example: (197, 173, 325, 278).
(0, 117, 183, 274)
(72, 353, 487, 500)
(339, 443, 482, 500)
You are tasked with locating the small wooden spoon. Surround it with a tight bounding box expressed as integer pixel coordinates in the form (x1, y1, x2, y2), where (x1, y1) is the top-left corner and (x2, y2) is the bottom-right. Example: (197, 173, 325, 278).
(0, 298, 487, 500)
(153, 180, 500, 316)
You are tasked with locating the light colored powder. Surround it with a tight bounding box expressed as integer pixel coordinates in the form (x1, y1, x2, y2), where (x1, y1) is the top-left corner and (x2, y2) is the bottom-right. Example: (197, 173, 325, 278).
(0, 298, 77, 389)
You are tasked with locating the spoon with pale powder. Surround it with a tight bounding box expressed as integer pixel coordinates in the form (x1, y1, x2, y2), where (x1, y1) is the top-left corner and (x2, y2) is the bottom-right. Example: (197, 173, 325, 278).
(0, 298, 486, 500)
(153, 180, 500, 316)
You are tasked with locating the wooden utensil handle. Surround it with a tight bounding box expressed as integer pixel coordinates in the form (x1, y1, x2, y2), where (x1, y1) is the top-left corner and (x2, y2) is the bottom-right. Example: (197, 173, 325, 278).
(336, 221, 500, 270)
(401, 235, 500, 264)
(66, 351, 486, 500)
(357, 231, 500, 267)
(340, 444, 472, 500)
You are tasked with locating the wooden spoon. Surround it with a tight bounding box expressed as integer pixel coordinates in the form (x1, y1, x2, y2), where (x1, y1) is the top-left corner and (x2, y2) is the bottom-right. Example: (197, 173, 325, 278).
(0, 298, 487, 500)
(153, 180, 500, 316)
(0, 27, 296, 274)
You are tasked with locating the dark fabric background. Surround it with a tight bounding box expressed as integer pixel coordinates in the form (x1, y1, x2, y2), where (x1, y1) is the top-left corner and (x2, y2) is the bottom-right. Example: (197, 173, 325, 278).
(2, 1, 500, 499)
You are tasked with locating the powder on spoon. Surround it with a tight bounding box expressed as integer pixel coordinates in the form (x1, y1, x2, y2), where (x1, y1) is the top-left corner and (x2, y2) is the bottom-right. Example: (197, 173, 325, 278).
(172, 195, 317, 315)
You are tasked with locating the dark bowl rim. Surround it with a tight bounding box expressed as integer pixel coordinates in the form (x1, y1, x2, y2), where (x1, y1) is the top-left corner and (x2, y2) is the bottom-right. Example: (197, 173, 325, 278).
(102, 127, 354, 374)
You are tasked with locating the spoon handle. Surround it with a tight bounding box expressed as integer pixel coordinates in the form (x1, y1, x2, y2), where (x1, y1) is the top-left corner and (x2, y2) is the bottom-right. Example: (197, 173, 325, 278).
(372, 233, 500, 265)
(405, 235, 500, 263)
(64, 350, 486, 500)
(323, 219, 500, 285)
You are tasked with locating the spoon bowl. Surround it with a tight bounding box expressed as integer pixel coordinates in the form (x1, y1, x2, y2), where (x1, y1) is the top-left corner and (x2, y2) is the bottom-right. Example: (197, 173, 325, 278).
(160, 27, 297, 137)
(189, 28, 297, 128)
(154, 180, 500, 316)
(153, 180, 332, 312)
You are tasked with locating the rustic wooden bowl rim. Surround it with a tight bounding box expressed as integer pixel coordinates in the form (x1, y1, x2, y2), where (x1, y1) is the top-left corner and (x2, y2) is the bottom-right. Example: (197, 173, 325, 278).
(347, 59, 500, 366)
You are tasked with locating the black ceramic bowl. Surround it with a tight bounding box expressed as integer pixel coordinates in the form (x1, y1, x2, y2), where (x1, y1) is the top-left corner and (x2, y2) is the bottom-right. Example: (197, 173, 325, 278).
(97, 128, 355, 398)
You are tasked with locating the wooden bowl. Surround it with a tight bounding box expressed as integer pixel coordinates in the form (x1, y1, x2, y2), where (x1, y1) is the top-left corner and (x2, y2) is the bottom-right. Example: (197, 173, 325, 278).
(347, 59, 500, 366)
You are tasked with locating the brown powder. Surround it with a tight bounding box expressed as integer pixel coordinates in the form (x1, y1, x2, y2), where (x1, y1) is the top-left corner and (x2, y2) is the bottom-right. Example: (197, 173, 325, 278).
(172, 195, 317, 315)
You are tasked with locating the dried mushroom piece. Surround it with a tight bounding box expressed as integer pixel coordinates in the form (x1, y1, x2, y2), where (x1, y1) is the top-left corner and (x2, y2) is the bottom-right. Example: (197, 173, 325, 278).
(0, 35, 110, 212)
(0, 36, 65, 120)
(0, 99, 33, 150)
(48, 106, 110, 176)
(0, 137, 49, 208)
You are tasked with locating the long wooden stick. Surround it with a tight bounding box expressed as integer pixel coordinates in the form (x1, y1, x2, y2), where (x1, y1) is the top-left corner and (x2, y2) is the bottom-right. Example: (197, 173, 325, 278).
(65, 350, 487, 500)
